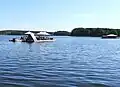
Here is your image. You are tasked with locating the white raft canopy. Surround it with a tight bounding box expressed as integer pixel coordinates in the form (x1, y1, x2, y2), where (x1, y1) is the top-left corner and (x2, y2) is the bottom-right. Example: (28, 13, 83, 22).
(37, 31, 50, 36)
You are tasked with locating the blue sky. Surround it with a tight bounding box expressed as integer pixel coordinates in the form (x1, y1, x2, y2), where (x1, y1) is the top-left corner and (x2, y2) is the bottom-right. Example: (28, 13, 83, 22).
(0, 0, 119, 31)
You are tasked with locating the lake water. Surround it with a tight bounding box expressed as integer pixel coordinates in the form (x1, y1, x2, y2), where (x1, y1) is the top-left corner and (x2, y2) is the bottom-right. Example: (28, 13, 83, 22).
(0, 35, 120, 87)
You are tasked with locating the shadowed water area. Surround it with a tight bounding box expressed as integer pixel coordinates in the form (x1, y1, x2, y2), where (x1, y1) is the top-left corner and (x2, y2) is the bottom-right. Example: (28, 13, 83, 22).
(0, 35, 119, 87)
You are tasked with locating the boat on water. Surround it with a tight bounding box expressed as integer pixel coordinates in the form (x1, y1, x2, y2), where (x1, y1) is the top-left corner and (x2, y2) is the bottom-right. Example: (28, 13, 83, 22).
(9, 31, 55, 42)
(102, 34, 118, 39)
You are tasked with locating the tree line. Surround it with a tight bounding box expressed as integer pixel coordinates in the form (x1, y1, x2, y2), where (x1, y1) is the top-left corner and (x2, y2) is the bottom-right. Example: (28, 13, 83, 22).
(0, 30, 54, 35)
(54, 28, 120, 36)
(0, 28, 120, 36)
(71, 28, 120, 37)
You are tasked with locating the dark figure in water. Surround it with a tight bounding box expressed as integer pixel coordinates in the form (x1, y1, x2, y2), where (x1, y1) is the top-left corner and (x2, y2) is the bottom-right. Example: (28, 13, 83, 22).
(20, 37, 23, 40)
(12, 38, 16, 42)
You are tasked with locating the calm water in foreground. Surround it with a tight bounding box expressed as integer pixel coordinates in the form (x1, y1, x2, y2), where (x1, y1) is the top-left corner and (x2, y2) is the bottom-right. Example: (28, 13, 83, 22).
(0, 35, 120, 87)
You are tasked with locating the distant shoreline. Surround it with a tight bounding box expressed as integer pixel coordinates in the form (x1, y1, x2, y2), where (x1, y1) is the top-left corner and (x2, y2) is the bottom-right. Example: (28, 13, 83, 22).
(0, 30, 70, 36)
(0, 28, 120, 37)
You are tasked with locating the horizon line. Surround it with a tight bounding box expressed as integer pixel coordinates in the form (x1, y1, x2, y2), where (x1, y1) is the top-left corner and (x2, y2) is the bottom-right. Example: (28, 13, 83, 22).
(0, 27, 120, 32)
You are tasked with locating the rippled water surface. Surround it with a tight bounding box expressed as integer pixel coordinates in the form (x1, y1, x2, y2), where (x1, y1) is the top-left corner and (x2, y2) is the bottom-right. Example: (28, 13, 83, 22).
(0, 35, 120, 87)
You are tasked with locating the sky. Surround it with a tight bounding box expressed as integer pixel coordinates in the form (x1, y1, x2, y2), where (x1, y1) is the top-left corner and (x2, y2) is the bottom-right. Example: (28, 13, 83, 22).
(0, 0, 120, 32)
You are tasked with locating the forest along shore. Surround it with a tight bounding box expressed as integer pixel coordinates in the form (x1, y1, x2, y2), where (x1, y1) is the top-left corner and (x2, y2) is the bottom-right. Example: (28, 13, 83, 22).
(0, 28, 120, 37)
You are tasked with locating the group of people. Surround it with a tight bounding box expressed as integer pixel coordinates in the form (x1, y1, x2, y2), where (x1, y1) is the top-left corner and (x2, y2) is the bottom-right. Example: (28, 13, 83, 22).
(20, 35, 34, 42)
(19, 35, 53, 42)
(36, 36, 52, 40)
